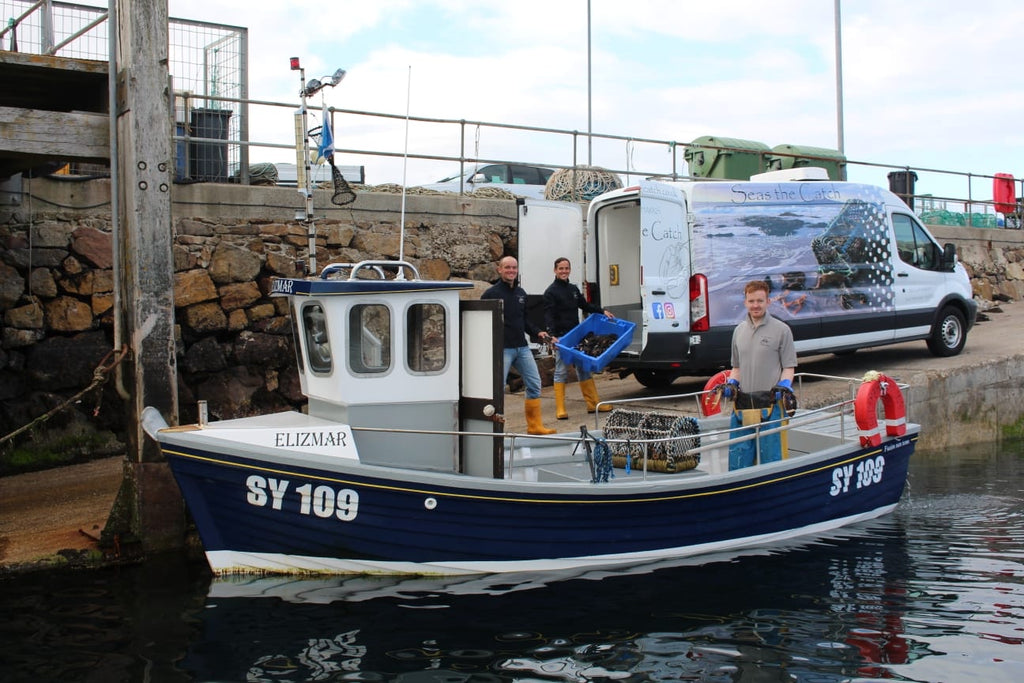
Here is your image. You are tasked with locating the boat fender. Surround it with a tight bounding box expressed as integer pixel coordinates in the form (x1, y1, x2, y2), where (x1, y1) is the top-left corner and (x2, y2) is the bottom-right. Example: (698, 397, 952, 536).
(854, 371, 907, 447)
(701, 370, 732, 416)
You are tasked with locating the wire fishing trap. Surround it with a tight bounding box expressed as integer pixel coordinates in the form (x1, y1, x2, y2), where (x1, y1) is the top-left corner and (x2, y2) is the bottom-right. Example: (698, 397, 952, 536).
(603, 409, 702, 473)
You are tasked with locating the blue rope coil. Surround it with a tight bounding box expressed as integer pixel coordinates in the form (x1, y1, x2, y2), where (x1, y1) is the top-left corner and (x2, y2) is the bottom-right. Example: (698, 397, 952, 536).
(591, 437, 614, 483)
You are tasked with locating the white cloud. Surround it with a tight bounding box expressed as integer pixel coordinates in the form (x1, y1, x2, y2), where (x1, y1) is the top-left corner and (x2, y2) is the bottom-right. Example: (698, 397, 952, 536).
(159, 0, 1024, 200)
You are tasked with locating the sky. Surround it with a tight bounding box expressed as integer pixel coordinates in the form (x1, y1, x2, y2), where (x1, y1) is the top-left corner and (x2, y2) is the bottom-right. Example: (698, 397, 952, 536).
(157, 0, 1024, 208)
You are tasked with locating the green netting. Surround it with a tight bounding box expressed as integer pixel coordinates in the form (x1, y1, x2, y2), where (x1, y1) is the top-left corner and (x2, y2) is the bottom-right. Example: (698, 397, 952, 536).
(919, 210, 998, 228)
(919, 210, 964, 226)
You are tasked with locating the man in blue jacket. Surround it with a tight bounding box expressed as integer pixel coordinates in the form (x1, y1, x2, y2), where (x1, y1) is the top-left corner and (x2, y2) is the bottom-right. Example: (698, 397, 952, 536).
(482, 256, 556, 435)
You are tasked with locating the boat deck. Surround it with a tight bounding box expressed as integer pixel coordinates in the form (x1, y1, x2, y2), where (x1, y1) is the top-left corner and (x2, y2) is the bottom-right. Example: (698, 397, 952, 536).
(504, 406, 871, 484)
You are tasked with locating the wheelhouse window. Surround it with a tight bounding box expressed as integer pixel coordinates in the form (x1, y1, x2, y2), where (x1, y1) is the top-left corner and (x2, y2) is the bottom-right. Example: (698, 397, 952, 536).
(349, 304, 391, 374)
(301, 303, 331, 374)
(893, 214, 941, 270)
(407, 303, 447, 373)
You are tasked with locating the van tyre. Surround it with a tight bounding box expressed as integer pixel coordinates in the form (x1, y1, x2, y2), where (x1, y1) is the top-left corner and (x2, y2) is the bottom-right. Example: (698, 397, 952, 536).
(634, 370, 677, 390)
(927, 306, 967, 357)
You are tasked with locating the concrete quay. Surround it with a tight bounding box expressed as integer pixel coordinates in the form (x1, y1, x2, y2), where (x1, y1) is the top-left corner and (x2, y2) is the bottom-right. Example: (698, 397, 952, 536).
(505, 301, 1024, 450)
(1, 301, 1021, 573)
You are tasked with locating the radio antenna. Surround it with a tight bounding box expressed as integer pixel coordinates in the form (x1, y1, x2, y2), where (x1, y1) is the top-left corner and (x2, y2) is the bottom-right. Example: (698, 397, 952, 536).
(398, 65, 412, 277)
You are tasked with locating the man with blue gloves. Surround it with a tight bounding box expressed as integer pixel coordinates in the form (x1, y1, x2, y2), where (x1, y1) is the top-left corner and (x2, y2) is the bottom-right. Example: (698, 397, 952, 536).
(724, 280, 797, 469)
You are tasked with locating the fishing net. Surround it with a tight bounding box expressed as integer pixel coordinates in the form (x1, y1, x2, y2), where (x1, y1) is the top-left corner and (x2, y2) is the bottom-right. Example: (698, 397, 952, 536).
(329, 162, 356, 206)
(307, 125, 356, 206)
(545, 166, 623, 201)
(603, 409, 701, 473)
(247, 162, 279, 186)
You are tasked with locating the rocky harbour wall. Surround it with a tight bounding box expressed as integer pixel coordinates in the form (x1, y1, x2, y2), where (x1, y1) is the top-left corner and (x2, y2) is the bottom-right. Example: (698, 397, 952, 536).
(0, 178, 520, 472)
(1, 177, 1023, 472)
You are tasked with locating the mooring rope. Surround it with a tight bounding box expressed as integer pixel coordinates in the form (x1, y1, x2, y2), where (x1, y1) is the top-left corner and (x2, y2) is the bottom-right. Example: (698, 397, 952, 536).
(0, 345, 129, 447)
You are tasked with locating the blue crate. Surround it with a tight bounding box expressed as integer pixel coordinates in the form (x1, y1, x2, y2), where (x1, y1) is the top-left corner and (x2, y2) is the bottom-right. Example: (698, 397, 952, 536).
(554, 314, 636, 374)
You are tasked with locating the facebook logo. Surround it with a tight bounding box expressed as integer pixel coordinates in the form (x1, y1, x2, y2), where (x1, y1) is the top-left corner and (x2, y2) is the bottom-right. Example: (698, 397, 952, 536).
(652, 302, 664, 319)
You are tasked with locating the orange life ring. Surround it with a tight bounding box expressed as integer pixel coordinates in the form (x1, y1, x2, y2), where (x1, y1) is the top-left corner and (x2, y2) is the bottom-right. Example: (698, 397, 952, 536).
(854, 373, 907, 447)
(701, 370, 731, 416)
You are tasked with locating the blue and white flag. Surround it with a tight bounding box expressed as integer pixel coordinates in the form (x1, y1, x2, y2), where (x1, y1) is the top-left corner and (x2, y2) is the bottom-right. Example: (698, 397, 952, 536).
(317, 114, 335, 163)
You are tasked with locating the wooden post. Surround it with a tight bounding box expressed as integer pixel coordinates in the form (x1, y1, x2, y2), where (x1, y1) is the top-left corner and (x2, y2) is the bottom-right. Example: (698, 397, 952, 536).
(111, 0, 184, 553)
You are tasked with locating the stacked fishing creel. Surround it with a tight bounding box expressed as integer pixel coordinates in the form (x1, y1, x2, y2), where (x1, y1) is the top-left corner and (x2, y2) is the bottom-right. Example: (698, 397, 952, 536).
(603, 409, 646, 471)
(603, 409, 701, 473)
(545, 166, 624, 202)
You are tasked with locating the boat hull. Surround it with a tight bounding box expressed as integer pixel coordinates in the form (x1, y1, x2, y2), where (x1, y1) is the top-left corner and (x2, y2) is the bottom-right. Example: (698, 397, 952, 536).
(158, 428, 917, 575)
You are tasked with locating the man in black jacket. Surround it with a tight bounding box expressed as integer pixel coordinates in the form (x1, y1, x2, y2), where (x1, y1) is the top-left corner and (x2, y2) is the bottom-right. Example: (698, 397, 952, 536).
(482, 256, 556, 435)
(543, 257, 614, 420)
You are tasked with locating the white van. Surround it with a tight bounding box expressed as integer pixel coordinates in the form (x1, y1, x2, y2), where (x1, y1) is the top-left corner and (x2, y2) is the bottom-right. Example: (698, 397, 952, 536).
(574, 169, 978, 388)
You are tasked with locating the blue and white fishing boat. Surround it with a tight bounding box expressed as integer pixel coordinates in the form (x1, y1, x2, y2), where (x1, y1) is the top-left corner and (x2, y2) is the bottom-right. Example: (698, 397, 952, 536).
(143, 259, 917, 576)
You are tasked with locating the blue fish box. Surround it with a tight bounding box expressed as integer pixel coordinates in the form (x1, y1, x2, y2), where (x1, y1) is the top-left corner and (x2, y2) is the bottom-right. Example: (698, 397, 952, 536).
(555, 314, 636, 373)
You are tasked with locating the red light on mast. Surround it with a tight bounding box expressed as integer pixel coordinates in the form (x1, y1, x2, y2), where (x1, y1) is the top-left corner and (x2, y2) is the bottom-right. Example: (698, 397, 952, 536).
(289, 57, 301, 70)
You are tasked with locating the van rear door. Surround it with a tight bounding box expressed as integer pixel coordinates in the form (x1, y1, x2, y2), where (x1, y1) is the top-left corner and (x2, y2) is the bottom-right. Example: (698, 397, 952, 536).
(518, 199, 584, 333)
(638, 181, 692, 349)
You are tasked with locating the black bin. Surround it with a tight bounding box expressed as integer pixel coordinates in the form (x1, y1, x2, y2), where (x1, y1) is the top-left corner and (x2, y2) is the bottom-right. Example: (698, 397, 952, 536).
(888, 171, 918, 209)
(189, 108, 232, 182)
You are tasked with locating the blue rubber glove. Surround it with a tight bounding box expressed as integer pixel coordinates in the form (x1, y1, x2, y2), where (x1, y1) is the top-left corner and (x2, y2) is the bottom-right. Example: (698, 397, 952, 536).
(722, 378, 740, 398)
(772, 378, 793, 400)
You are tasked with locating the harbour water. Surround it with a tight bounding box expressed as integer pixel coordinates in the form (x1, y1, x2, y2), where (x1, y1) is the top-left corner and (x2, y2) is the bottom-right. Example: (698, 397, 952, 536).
(1, 439, 1022, 682)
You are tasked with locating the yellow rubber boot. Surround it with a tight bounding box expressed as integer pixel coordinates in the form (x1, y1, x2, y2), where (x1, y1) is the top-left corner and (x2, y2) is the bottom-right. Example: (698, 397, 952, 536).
(554, 382, 569, 420)
(580, 378, 612, 413)
(525, 397, 557, 435)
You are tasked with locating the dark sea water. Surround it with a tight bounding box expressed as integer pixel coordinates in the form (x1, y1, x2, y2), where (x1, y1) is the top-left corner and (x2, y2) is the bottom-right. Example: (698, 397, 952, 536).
(2, 439, 1022, 683)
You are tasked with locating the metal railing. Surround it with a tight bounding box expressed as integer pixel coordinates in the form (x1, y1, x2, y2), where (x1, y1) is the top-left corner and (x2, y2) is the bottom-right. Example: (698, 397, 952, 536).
(2, 0, 248, 178)
(5, 1, 1021, 227)
(149, 92, 1024, 229)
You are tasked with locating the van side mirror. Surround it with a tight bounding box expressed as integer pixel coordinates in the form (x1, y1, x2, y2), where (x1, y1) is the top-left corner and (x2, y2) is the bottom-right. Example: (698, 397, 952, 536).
(941, 243, 957, 271)
(470, 172, 487, 184)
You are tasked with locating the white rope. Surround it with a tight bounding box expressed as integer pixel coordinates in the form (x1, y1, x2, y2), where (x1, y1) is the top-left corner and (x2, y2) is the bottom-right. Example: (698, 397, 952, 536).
(545, 166, 623, 201)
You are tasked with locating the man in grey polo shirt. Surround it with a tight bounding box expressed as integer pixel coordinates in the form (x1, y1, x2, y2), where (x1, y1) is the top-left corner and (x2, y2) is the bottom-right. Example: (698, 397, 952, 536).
(723, 279, 797, 469)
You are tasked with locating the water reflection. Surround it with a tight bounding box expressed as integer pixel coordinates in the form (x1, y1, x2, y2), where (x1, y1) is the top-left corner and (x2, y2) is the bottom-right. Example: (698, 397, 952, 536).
(1, 440, 1022, 682)
(0, 555, 208, 682)
(189, 523, 921, 681)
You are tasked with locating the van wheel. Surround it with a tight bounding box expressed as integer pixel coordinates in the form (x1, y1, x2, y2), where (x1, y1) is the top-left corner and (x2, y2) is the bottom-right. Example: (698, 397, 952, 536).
(634, 370, 677, 390)
(927, 306, 967, 357)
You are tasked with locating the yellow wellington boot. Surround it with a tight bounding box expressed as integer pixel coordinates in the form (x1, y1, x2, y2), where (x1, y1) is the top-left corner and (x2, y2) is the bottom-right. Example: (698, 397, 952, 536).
(554, 382, 569, 420)
(580, 378, 612, 413)
(525, 397, 557, 435)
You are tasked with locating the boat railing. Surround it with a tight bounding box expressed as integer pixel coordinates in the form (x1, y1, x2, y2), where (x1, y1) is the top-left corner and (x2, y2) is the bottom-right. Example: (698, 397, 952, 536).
(682, 402, 851, 458)
(348, 404, 842, 480)
(349, 372, 907, 479)
(320, 259, 421, 280)
(521, 402, 853, 479)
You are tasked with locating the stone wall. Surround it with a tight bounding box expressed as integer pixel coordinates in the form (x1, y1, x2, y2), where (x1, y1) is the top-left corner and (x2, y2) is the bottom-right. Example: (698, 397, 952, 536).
(0, 177, 521, 472)
(1, 177, 1023, 472)
(930, 224, 1024, 302)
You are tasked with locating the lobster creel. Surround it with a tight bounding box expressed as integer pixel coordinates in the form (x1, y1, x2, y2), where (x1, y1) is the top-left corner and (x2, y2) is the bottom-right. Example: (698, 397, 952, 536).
(603, 409, 701, 473)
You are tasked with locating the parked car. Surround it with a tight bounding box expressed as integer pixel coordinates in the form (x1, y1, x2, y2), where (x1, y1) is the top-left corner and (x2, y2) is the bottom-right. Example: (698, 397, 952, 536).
(417, 163, 555, 199)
